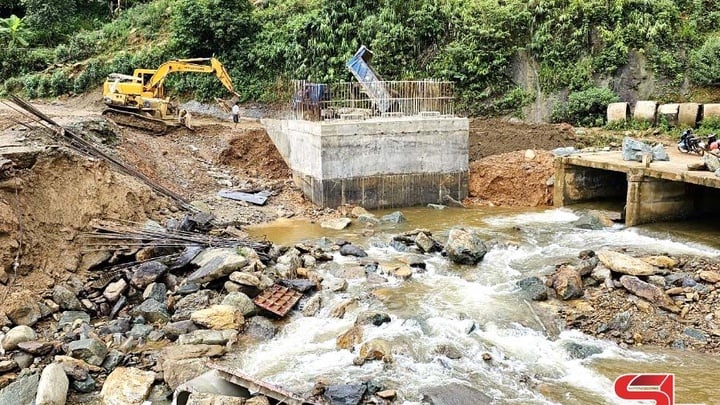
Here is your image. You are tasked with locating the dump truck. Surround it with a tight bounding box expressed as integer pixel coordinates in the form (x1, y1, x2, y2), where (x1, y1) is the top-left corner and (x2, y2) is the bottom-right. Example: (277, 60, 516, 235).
(102, 57, 239, 134)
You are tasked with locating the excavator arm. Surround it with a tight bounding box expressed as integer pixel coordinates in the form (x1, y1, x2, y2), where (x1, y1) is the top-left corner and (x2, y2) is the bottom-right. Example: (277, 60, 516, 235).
(142, 57, 240, 97)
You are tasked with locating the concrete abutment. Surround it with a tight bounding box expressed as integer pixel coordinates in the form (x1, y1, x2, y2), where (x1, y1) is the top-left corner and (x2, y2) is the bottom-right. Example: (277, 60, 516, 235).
(262, 117, 469, 209)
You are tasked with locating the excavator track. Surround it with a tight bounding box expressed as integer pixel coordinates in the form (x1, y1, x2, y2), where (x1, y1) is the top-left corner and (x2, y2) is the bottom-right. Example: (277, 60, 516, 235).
(102, 108, 169, 135)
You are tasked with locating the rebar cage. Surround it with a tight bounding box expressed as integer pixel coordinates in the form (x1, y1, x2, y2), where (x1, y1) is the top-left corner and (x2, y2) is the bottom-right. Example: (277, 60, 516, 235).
(291, 80, 455, 121)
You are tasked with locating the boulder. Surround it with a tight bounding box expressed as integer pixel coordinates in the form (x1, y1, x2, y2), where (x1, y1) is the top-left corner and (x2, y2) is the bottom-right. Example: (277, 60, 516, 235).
(573, 211, 614, 230)
(336, 326, 363, 350)
(35, 363, 68, 405)
(324, 384, 367, 405)
(221, 292, 257, 316)
(516, 277, 548, 301)
(445, 228, 487, 265)
(321, 218, 352, 230)
(177, 329, 237, 346)
(229, 272, 262, 288)
(67, 338, 108, 366)
(0, 373, 39, 405)
(17, 341, 54, 356)
(415, 232, 441, 253)
(173, 290, 213, 321)
(103, 279, 127, 303)
(6, 291, 42, 326)
(159, 344, 226, 363)
(422, 383, 492, 405)
(381, 211, 406, 224)
(163, 320, 199, 341)
(353, 338, 393, 365)
(699, 270, 720, 284)
(619, 276, 680, 313)
(188, 248, 249, 284)
(550, 267, 584, 300)
(563, 342, 602, 359)
(130, 261, 168, 290)
(1, 325, 36, 350)
(301, 294, 321, 317)
(390, 265, 413, 280)
(130, 298, 170, 324)
(101, 367, 155, 405)
(159, 347, 224, 390)
(339, 244, 368, 258)
(244, 317, 278, 341)
(52, 285, 82, 311)
(598, 250, 657, 276)
(190, 305, 244, 330)
(71, 376, 95, 394)
(354, 311, 391, 327)
(640, 255, 678, 269)
(704, 153, 720, 172)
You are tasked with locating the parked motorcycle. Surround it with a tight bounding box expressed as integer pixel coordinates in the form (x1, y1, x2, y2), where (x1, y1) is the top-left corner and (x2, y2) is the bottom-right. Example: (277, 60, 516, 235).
(677, 129, 706, 155)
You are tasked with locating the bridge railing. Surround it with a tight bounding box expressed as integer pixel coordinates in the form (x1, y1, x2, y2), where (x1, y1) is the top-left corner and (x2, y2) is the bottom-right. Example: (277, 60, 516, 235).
(290, 80, 455, 121)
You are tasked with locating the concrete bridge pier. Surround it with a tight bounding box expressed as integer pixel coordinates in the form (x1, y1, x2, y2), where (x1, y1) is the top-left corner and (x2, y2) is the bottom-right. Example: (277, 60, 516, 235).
(554, 155, 720, 226)
(624, 170, 695, 226)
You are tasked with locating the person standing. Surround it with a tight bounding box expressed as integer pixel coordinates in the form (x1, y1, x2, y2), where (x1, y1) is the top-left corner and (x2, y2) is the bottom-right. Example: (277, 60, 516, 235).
(232, 102, 240, 128)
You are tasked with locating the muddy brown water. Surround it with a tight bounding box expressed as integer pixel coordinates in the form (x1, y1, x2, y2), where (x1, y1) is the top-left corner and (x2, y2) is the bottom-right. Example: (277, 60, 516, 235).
(245, 206, 720, 404)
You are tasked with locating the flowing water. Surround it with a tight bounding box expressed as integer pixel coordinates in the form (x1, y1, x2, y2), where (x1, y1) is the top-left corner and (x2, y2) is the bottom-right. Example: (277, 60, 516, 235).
(243, 207, 720, 404)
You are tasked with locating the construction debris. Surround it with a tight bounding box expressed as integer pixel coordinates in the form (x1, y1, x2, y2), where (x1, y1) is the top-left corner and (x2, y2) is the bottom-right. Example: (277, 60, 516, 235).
(252, 284, 302, 317)
(217, 189, 272, 206)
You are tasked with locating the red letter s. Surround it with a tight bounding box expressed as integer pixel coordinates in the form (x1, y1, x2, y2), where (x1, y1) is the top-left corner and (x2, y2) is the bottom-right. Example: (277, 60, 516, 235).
(614, 374, 674, 405)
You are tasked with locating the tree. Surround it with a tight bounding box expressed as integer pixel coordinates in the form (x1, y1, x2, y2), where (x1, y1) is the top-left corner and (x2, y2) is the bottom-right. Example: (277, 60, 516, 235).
(0, 14, 31, 47)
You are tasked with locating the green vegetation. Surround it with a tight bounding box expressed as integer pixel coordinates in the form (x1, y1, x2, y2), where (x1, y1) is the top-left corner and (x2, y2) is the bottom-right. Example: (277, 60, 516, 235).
(1, 0, 720, 123)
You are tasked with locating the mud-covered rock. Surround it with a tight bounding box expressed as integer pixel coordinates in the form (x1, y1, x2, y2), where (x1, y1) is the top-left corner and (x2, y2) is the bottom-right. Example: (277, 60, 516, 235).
(336, 326, 363, 350)
(619, 276, 680, 313)
(101, 367, 155, 405)
(598, 250, 657, 276)
(550, 266, 584, 300)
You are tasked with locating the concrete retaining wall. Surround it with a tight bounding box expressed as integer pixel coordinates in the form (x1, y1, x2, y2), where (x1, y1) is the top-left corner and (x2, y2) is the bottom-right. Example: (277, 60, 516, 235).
(263, 117, 469, 208)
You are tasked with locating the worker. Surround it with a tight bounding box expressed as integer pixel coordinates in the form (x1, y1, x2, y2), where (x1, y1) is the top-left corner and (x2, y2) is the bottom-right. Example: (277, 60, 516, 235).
(232, 101, 240, 128)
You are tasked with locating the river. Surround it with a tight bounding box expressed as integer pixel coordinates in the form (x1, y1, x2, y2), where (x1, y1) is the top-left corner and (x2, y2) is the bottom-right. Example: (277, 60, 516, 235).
(242, 206, 720, 404)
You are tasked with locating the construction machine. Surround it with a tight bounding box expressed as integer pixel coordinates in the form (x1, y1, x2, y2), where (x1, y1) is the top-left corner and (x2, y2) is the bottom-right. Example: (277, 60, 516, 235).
(102, 57, 240, 134)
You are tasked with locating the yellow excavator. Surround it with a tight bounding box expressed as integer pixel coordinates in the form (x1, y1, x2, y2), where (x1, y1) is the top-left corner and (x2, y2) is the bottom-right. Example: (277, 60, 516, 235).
(102, 57, 240, 134)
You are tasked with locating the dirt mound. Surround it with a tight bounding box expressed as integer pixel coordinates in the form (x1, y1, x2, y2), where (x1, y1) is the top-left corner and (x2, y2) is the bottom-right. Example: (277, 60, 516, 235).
(467, 150, 554, 207)
(0, 151, 168, 296)
(469, 118, 576, 160)
(218, 129, 291, 180)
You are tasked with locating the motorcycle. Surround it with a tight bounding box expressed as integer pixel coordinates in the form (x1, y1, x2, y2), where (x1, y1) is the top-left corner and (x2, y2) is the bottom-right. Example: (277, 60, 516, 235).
(677, 129, 706, 155)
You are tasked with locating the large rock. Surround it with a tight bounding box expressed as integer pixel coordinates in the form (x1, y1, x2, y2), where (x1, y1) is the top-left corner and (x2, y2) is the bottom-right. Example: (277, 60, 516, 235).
(324, 384, 367, 405)
(35, 363, 68, 405)
(550, 266, 584, 300)
(163, 358, 211, 390)
(103, 279, 127, 303)
(573, 211, 613, 230)
(704, 153, 720, 172)
(221, 292, 257, 316)
(143, 282, 167, 303)
(321, 218, 352, 230)
(178, 329, 238, 346)
(339, 244, 368, 258)
(354, 311, 391, 327)
(2, 325, 36, 350)
(445, 228, 487, 265)
(619, 276, 680, 313)
(57, 311, 90, 331)
(131, 261, 168, 290)
(159, 344, 226, 363)
(244, 317, 278, 341)
(516, 277, 548, 301)
(6, 291, 42, 326)
(422, 383, 493, 405)
(188, 248, 249, 284)
(163, 320, 200, 340)
(622, 137, 668, 162)
(173, 290, 213, 321)
(381, 211, 406, 224)
(130, 298, 170, 323)
(67, 338, 108, 366)
(190, 305, 244, 330)
(415, 232, 441, 253)
(336, 326, 363, 350)
(353, 338, 393, 366)
(100, 367, 155, 405)
(598, 250, 657, 276)
(0, 373, 39, 405)
(52, 285, 82, 311)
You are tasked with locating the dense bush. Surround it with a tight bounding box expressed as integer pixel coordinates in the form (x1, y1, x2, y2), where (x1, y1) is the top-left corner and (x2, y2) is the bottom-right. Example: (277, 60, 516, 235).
(551, 87, 619, 127)
(689, 37, 720, 86)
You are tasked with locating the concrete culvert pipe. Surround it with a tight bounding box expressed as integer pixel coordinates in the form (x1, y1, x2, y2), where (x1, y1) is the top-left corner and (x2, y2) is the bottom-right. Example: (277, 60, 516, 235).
(607, 102, 630, 123)
(633, 100, 658, 123)
(657, 103, 680, 127)
(679, 103, 701, 128)
(702, 103, 720, 120)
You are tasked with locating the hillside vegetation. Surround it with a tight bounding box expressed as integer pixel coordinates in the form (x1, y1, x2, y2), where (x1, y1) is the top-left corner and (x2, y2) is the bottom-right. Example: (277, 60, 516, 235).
(1, 0, 720, 125)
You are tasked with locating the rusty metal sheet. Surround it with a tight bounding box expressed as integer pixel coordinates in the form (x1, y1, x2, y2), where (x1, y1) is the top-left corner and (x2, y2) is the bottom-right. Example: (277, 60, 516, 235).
(253, 284, 302, 317)
(209, 363, 318, 405)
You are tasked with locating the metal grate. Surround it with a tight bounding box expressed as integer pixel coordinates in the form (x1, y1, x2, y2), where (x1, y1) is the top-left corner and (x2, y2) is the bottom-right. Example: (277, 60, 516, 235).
(290, 80, 455, 121)
(253, 284, 302, 317)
